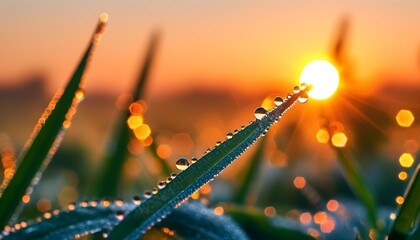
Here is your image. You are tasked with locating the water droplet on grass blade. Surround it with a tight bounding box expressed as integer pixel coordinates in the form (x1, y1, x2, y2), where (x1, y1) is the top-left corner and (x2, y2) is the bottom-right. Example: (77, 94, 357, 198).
(158, 181, 166, 189)
(67, 202, 76, 211)
(254, 107, 267, 120)
(293, 86, 300, 93)
(115, 211, 125, 221)
(274, 96, 284, 106)
(132, 195, 142, 205)
(226, 132, 233, 139)
(152, 188, 158, 194)
(191, 157, 198, 163)
(300, 83, 307, 90)
(144, 191, 152, 198)
(176, 157, 190, 170)
(298, 92, 309, 103)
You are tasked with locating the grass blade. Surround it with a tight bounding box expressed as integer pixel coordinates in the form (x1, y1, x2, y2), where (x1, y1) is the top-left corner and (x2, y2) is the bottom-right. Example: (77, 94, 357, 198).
(233, 138, 266, 205)
(389, 164, 420, 240)
(0, 14, 107, 230)
(108, 87, 311, 239)
(334, 148, 377, 228)
(93, 32, 163, 198)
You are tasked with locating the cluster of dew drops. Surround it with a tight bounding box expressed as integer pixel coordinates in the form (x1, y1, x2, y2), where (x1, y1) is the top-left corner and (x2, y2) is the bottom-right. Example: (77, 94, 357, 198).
(174, 83, 310, 174)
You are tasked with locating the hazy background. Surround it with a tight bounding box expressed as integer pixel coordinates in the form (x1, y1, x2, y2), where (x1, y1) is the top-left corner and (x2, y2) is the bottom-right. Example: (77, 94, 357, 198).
(1, 0, 419, 96)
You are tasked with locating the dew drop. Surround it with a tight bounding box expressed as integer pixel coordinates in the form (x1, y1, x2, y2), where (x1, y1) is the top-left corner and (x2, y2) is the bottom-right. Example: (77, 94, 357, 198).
(241, 125, 245, 130)
(176, 157, 190, 170)
(216, 141, 221, 146)
(80, 201, 88, 208)
(132, 195, 142, 205)
(226, 132, 233, 139)
(287, 94, 292, 99)
(158, 181, 166, 189)
(191, 157, 198, 163)
(170, 172, 177, 178)
(144, 191, 152, 198)
(298, 92, 309, 103)
(114, 199, 123, 206)
(67, 202, 76, 211)
(102, 232, 109, 238)
(293, 86, 300, 93)
(101, 198, 111, 207)
(115, 211, 125, 221)
(300, 83, 307, 90)
(166, 177, 173, 183)
(254, 107, 267, 120)
(233, 129, 238, 133)
(152, 188, 158, 194)
(89, 200, 98, 207)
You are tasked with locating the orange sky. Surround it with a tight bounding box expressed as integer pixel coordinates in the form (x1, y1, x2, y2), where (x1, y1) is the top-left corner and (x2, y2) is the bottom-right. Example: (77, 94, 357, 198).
(1, 1, 419, 97)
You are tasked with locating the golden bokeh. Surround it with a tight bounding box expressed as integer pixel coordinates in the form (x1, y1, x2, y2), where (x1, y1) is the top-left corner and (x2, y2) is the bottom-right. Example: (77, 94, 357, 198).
(331, 132, 347, 148)
(396, 109, 414, 127)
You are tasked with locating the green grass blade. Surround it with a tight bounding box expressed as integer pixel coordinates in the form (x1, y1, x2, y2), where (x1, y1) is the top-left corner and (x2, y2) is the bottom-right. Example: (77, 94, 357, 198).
(93, 32, 162, 198)
(334, 148, 377, 228)
(0, 15, 107, 230)
(233, 138, 266, 205)
(223, 204, 315, 240)
(108, 87, 311, 239)
(389, 164, 420, 240)
(1, 201, 247, 240)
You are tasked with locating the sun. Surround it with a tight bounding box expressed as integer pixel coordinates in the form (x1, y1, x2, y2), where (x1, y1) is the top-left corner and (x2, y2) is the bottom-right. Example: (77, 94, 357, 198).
(299, 60, 339, 100)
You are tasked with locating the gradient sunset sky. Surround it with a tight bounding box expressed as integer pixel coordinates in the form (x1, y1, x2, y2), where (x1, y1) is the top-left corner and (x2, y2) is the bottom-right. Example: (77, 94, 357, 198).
(1, 0, 419, 96)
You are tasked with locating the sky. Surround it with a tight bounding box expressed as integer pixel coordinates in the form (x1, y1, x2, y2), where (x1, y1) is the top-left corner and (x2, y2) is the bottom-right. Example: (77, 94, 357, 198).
(1, 0, 419, 97)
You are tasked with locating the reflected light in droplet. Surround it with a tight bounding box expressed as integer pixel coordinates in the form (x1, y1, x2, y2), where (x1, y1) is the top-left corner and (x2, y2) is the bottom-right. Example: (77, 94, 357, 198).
(157, 144, 172, 159)
(396, 196, 404, 205)
(264, 206, 276, 217)
(22, 194, 31, 204)
(214, 206, 224, 215)
(299, 60, 339, 100)
(127, 115, 143, 129)
(300, 212, 312, 224)
(326, 199, 339, 212)
(133, 124, 151, 140)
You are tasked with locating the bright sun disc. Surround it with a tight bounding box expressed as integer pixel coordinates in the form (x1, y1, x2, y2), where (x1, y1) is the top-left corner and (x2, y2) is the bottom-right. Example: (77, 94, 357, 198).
(299, 60, 339, 100)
